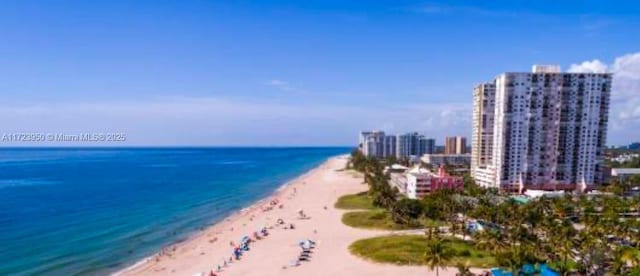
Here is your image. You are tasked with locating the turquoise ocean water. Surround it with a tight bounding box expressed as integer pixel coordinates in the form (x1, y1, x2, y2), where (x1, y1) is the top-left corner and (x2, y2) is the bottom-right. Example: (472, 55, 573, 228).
(0, 147, 348, 275)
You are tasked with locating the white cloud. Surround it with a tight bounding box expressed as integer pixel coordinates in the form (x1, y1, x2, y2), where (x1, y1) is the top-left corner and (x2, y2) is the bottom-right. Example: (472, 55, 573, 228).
(567, 60, 608, 73)
(407, 3, 520, 17)
(265, 79, 306, 93)
(418, 4, 451, 14)
(569, 52, 640, 145)
(266, 79, 289, 87)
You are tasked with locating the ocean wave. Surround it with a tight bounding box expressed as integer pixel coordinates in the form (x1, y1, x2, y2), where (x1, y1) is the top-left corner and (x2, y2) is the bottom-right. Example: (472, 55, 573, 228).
(215, 160, 253, 165)
(144, 164, 179, 168)
(0, 179, 57, 189)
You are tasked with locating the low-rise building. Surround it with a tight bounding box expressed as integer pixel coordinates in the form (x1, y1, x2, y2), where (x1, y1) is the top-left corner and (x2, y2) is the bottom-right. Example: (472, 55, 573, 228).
(611, 153, 640, 163)
(393, 166, 463, 199)
(390, 172, 408, 195)
(421, 154, 471, 167)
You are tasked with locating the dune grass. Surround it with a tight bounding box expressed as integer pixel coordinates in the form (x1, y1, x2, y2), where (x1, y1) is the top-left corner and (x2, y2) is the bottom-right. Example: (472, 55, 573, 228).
(334, 192, 376, 210)
(349, 235, 497, 268)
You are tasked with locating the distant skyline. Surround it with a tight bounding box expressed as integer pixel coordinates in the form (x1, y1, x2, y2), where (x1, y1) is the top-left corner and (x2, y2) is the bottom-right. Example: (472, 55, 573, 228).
(0, 1, 639, 146)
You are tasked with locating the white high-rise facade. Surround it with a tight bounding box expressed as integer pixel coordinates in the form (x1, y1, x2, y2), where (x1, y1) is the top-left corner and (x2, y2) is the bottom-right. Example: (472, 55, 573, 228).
(471, 83, 496, 186)
(471, 66, 612, 191)
(360, 131, 386, 158)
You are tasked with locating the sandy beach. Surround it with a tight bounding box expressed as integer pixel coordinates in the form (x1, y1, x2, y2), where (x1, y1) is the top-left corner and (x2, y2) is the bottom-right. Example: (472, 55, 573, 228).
(117, 155, 475, 276)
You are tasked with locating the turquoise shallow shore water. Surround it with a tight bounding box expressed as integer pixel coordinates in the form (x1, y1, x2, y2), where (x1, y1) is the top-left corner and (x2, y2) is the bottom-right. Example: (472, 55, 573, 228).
(0, 147, 349, 276)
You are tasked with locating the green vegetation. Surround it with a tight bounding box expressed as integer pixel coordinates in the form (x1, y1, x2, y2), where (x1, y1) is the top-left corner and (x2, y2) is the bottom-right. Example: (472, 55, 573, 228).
(347, 149, 398, 209)
(342, 210, 420, 230)
(345, 150, 640, 274)
(341, 207, 445, 230)
(334, 192, 376, 210)
(349, 235, 497, 268)
(390, 198, 423, 226)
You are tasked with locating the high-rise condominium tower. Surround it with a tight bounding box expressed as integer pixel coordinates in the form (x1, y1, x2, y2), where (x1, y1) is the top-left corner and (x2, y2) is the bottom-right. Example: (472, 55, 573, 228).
(360, 131, 386, 158)
(471, 65, 612, 191)
(396, 133, 435, 158)
(445, 136, 467, 154)
(359, 131, 432, 159)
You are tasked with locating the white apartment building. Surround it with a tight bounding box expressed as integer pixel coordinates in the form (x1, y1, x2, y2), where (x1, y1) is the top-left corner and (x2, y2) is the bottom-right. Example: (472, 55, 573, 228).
(422, 154, 471, 167)
(471, 65, 612, 191)
(390, 166, 463, 199)
(471, 83, 496, 186)
(360, 131, 385, 158)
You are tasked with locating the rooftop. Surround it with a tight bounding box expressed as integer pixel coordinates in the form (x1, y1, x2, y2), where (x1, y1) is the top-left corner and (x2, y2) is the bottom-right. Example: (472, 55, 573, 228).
(611, 168, 640, 176)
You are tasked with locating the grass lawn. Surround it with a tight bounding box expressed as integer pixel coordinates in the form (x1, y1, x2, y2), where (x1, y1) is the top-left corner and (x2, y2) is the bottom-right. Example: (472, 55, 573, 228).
(341, 210, 444, 230)
(349, 235, 497, 268)
(335, 192, 376, 210)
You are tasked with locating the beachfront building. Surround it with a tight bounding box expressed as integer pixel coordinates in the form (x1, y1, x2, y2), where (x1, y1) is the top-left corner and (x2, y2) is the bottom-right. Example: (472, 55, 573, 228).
(445, 136, 467, 154)
(471, 82, 496, 185)
(471, 65, 612, 191)
(391, 166, 463, 199)
(421, 154, 471, 167)
(419, 137, 436, 157)
(359, 131, 435, 160)
(360, 131, 386, 158)
(396, 132, 435, 159)
(383, 135, 397, 158)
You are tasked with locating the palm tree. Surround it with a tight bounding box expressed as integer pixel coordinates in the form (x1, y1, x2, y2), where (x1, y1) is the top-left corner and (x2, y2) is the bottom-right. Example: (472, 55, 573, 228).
(497, 248, 523, 276)
(424, 236, 453, 276)
(455, 261, 473, 276)
(474, 230, 507, 255)
(548, 221, 577, 275)
(425, 226, 438, 240)
(612, 246, 640, 274)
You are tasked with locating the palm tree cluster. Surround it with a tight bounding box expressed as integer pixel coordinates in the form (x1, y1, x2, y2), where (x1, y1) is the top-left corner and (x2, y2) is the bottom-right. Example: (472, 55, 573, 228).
(348, 151, 640, 274)
(348, 149, 397, 209)
(468, 192, 640, 274)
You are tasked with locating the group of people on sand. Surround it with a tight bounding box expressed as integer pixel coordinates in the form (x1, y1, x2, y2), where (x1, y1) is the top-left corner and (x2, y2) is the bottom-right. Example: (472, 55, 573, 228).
(286, 239, 317, 268)
(206, 227, 270, 276)
(154, 246, 177, 262)
(276, 217, 296, 230)
(203, 185, 310, 275)
(262, 198, 284, 212)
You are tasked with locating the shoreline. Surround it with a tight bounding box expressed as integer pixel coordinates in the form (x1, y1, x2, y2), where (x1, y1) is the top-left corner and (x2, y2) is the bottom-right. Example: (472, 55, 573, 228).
(114, 155, 344, 275)
(116, 154, 481, 276)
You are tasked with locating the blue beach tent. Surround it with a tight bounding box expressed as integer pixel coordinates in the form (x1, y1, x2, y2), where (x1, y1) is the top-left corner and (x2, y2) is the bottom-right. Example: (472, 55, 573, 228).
(539, 264, 559, 276)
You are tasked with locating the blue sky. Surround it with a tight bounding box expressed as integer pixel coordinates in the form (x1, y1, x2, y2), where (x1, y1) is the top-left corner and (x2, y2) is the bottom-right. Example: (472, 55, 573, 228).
(1, 0, 639, 146)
